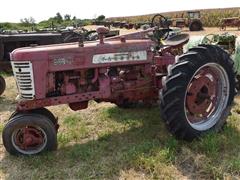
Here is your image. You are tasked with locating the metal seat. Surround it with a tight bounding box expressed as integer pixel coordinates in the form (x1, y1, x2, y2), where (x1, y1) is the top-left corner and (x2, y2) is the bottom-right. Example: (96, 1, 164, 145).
(164, 33, 189, 47)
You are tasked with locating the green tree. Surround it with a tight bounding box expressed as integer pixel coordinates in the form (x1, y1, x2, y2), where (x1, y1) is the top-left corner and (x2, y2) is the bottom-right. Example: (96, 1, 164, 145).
(20, 17, 36, 28)
(54, 12, 63, 23)
(20, 17, 35, 25)
(72, 16, 76, 21)
(96, 15, 105, 21)
(64, 14, 71, 21)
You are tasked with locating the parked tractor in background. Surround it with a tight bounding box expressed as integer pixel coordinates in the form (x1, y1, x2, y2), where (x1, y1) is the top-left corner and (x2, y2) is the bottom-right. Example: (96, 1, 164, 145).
(220, 17, 240, 30)
(2, 14, 236, 155)
(170, 11, 203, 31)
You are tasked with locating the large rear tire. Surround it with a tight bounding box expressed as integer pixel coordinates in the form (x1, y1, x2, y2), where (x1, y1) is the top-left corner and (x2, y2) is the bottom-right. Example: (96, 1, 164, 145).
(0, 75, 6, 96)
(160, 45, 236, 140)
(189, 20, 203, 31)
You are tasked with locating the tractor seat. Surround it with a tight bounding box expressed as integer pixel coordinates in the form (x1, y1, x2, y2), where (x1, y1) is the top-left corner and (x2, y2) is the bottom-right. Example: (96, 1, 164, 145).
(163, 33, 189, 48)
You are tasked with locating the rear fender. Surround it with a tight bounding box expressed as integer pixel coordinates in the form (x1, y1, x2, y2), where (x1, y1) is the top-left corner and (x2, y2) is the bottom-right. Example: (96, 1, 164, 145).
(183, 35, 204, 52)
(184, 35, 240, 76)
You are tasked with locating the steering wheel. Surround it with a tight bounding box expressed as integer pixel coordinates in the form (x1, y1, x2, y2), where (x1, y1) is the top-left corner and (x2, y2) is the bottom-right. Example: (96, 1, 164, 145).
(201, 34, 220, 45)
(151, 14, 171, 40)
(151, 14, 169, 28)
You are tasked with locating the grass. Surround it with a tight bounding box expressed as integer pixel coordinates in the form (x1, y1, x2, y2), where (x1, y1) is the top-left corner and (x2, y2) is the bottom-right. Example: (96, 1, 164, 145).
(0, 77, 240, 179)
(0, 72, 12, 80)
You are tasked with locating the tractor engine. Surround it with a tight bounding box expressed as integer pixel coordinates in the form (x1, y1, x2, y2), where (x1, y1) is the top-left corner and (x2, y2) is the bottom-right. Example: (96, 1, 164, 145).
(45, 62, 155, 110)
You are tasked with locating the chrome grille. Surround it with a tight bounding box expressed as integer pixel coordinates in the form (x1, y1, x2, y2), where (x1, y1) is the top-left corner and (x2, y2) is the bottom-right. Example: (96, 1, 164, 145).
(11, 61, 35, 100)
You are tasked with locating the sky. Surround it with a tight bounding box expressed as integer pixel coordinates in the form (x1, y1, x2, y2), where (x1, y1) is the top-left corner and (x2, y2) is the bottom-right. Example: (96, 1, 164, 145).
(0, 0, 240, 23)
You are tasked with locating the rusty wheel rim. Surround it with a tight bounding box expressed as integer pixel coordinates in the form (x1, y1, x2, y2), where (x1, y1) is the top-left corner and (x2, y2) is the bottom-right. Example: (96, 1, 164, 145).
(184, 63, 229, 131)
(11, 126, 47, 155)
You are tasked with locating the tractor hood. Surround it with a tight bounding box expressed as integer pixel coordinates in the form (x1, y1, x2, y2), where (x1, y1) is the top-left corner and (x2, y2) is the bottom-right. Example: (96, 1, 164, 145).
(11, 39, 155, 71)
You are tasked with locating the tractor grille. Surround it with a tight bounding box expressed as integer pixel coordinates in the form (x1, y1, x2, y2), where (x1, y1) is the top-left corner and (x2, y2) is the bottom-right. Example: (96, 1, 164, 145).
(11, 61, 35, 100)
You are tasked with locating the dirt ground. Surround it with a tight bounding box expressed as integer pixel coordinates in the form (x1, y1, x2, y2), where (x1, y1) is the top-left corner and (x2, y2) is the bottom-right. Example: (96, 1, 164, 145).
(85, 25, 240, 36)
(184, 27, 240, 36)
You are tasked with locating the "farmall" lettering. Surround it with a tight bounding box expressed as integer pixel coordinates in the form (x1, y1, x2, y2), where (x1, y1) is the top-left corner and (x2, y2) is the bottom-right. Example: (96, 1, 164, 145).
(92, 51, 147, 64)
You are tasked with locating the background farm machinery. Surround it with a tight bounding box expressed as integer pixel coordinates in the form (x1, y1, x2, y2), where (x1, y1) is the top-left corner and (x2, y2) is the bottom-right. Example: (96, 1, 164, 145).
(185, 32, 240, 77)
(104, 11, 204, 31)
(167, 11, 203, 31)
(220, 17, 240, 30)
(1, 14, 237, 155)
(0, 28, 119, 96)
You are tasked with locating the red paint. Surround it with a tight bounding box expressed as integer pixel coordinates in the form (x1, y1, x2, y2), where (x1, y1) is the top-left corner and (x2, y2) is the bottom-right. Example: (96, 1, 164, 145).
(185, 67, 219, 122)
(221, 17, 240, 30)
(15, 127, 44, 150)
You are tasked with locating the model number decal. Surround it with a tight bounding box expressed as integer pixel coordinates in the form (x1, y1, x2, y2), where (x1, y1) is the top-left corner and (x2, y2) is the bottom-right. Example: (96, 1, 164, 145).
(92, 51, 147, 64)
(53, 57, 73, 66)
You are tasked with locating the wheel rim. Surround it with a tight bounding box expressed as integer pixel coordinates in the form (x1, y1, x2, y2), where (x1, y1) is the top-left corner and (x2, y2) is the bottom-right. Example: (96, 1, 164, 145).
(184, 63, 230, 131)
(11, 126, 47, 155)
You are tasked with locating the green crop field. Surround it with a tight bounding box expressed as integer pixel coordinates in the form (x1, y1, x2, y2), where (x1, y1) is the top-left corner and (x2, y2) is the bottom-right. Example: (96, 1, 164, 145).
(0, 74, 240, 179)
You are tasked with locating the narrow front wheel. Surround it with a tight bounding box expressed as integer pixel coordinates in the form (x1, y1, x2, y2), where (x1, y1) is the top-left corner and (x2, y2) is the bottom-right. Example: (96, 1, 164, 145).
(2, 113, 57, 155)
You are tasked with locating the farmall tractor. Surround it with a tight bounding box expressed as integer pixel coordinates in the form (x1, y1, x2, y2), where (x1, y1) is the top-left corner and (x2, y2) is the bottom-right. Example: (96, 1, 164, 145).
(2, 15, 236, 155)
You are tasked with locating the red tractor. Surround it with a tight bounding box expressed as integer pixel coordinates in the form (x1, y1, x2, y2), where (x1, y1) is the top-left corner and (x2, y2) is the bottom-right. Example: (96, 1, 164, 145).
(2, 15, 236, 155)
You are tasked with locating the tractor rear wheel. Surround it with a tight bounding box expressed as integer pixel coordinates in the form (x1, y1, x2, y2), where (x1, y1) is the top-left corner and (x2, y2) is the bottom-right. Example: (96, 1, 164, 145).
(0, 75, 6, 96)
(2, 113, 57, 155)
(160, 45, 236, 141)
(189, 20, 203, 31)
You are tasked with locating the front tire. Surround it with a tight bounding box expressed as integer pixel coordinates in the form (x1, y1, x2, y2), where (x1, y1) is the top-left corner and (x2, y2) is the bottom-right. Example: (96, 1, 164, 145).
(10, 108, 59, 131)
(0, 75, 6, 96)
(160, 45, 236, 140)
(3, 113, 57, 155)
